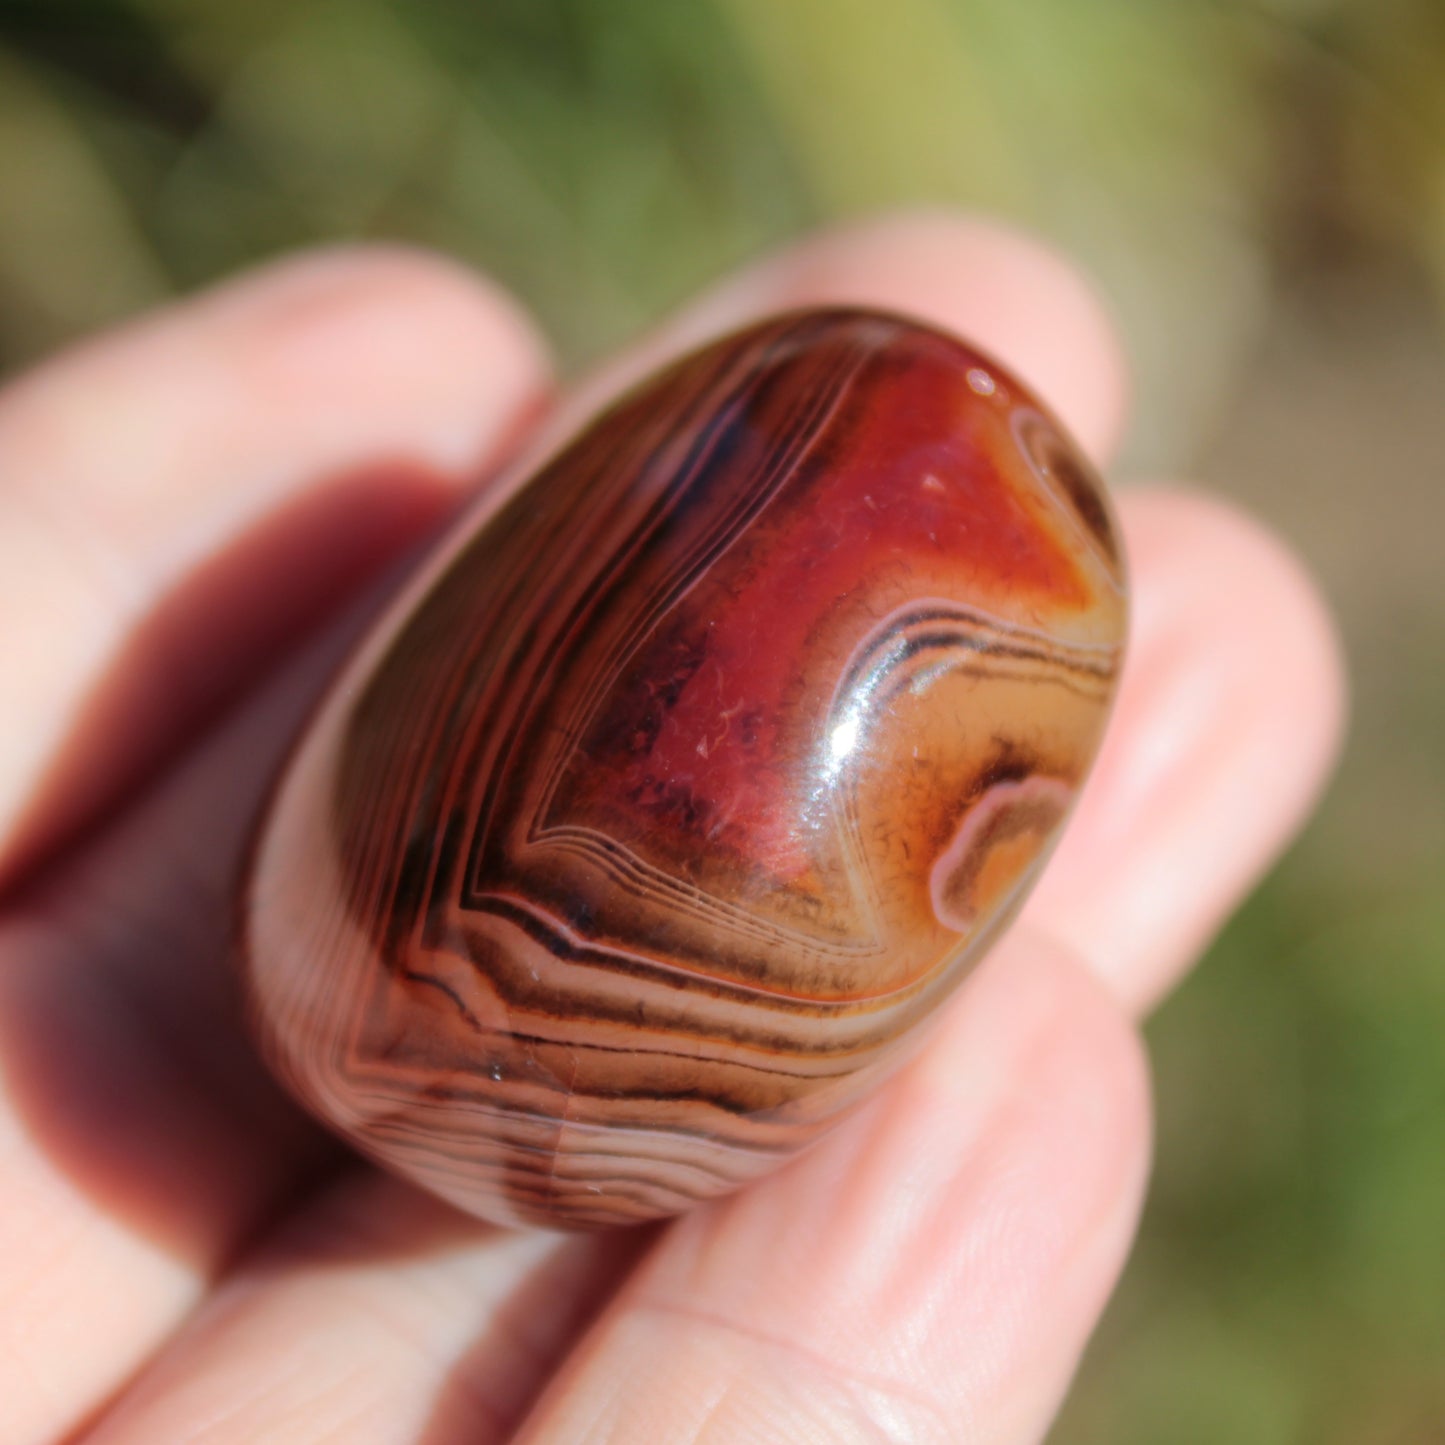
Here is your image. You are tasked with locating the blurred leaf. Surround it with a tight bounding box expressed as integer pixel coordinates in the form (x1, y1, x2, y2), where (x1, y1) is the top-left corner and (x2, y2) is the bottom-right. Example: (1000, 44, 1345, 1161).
(720, 0, 1276, 467)
(398, 0, 810, 361)
(1336, 0, 1445, 311)
(213, 0, 449, 231)
(0, 43, 168, 363)
(716, 0, 1029, 213)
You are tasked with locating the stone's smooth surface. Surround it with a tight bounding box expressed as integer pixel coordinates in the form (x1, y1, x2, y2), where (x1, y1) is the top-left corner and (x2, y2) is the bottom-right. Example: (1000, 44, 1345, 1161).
(240, 309, 1128, 1229)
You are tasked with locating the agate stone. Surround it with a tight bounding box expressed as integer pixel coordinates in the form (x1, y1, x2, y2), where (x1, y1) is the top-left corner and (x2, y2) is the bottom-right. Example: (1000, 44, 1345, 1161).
(240, 308, 1128, 1228)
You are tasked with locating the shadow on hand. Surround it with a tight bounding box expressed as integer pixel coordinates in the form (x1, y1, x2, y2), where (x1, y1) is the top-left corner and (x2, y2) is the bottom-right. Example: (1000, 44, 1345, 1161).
(0, 460, 467, 1270)
(0, 451, 661, 1441)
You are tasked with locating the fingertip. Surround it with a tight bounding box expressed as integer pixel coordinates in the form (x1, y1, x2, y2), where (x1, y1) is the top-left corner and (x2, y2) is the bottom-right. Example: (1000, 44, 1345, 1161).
(198, 242, 555, 475)
(1125, 486, 1349, 782)
(1027, 485, 1348, 1012)
(0, 243, 553, 888)
(686, 211, 1130, 465)
(798, 213, 1129, 463)
(1121, 487, 1349, 875)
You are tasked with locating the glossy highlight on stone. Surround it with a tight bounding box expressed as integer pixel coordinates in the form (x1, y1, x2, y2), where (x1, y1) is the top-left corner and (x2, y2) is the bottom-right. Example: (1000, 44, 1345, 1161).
(240, 308, 1128, 1229)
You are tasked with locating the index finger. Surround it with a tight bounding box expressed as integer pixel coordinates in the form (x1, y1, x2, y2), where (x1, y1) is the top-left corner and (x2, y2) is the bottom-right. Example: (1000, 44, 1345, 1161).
(0, 246, 550, 887)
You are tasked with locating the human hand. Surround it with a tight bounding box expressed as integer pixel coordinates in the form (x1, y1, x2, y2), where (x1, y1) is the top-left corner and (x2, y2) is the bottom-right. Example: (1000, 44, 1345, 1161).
(0, 215, 1343, 1444)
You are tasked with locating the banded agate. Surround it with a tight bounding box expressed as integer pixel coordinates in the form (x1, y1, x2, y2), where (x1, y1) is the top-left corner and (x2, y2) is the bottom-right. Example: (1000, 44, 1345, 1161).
(240, 308, 1127, 1229)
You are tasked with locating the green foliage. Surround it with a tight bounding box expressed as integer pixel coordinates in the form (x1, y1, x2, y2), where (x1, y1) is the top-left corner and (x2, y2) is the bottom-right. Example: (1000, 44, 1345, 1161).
(2, 0, 1440, 464)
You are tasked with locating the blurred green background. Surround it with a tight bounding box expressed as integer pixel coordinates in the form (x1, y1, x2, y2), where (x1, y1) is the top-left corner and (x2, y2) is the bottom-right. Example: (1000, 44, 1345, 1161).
(1, 1, 1441, 1439)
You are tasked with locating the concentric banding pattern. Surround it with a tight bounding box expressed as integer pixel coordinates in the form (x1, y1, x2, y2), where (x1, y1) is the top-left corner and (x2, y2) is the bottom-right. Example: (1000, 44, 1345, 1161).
(241, 308, 1128, 1228)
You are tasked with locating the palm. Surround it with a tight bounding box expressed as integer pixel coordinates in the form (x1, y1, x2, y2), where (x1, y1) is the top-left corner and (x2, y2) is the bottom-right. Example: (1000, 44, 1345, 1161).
(0, 218, 1341, 1445)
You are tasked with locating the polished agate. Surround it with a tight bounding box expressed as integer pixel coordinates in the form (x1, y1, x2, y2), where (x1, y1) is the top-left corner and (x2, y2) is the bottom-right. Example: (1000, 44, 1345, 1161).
(240, 309, 1127, 1228)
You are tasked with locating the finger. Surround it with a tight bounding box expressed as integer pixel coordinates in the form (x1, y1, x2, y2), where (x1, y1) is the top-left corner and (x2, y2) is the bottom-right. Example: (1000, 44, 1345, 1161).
(512, 937, 1149, 1445)
(0, 641, 346, 1445)
(668, 210, 1128, 463)
(545, 210, 1128, 472)
(1021, 487, 1347, 1013)
(80, 1175, 645, 1445)
(0, 245, 549, 885)
(68, 213, 1133, 1445)
(0, 251, 549, 1445)
(79, 942, 1144, 1445)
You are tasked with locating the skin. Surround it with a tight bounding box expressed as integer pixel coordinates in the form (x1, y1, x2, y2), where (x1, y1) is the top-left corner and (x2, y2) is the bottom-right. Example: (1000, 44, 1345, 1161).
(0, 214, 1344, 1445)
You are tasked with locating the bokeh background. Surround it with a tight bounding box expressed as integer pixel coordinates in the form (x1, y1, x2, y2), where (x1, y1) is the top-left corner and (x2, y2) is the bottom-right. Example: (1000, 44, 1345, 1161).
(1, 2, 1441, 1440)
